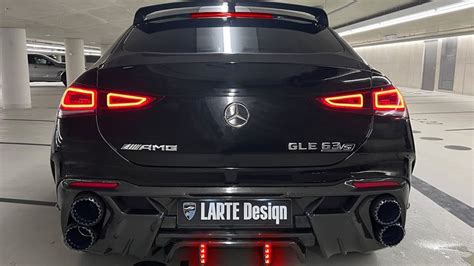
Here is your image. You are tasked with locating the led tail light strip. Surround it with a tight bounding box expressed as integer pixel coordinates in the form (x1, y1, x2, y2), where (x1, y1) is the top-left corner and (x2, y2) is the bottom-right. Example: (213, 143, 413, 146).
(264, 243, 272, 265)
(106, 92, 154, 110)
(199, 243, 207, 265)
(322, 93, 364, 109)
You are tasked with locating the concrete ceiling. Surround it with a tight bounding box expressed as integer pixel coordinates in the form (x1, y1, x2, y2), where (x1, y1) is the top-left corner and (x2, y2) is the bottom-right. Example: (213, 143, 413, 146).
(341, 2, 474, 46)
(0, 0, 424, 46)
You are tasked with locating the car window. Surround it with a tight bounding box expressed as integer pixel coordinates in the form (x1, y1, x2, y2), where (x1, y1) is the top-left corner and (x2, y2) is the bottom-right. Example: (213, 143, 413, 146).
(34, 56, 49, 65)
(85, 55, 100, 63)
(28, 55, 51, 65)
(123, 20, 343, 54)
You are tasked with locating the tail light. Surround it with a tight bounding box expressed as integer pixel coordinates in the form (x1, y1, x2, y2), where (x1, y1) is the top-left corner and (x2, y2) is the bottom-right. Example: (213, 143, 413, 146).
(106, 92, 154, 110)
(373, 86, 405, 112)
(319, 85, 406, 116)
(322, 93, 363, 109)
(60, 87, 97, 113)
(191, 12, 273, 19)
(59, 85, 159, 117)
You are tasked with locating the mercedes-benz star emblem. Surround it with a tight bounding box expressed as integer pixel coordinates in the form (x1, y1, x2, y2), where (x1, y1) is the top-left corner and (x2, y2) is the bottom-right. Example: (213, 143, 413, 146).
(224, 103, 250, 128)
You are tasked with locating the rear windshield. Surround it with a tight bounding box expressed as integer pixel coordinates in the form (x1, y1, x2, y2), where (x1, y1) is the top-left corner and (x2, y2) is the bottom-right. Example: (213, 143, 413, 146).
(123, 20, 343, 54)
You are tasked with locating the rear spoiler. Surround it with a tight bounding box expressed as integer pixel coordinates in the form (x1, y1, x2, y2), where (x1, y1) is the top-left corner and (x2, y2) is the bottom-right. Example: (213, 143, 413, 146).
(133, 1, 328, 27)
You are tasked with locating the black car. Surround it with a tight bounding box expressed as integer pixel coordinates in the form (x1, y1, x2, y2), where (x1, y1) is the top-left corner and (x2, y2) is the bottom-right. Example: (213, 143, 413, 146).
(51, 2, 415, 265)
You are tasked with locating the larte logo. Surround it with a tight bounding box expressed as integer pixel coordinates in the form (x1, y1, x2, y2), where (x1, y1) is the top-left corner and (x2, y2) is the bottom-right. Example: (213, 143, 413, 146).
(183, 202, 196, 220)
(120, 144, 178, 152)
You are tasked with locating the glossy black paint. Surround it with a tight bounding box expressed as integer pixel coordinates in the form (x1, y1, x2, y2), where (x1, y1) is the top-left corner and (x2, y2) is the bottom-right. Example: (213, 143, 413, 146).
(50, 2, 415, 261)
(97, 62, 373, 167)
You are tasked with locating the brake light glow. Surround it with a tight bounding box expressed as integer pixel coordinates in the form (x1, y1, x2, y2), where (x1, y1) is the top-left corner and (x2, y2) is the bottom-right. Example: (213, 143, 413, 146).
(191, 12, 274, 19)
(60, 87, 97, 111)
(352, 181, 400, 189)
(264, 243, 272, 265)
(199, 243, 207, 265)
(322, 93, 364, 109)
(68, 181, 119, 190)
(373, 87, 405, 111)
(106, 92, 154, 110)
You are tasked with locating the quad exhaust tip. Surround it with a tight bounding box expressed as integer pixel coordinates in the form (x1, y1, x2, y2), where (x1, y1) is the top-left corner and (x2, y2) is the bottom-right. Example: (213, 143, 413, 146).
(70, 194, 105, 226)
(371, 196, 401, 225)
(64, 225, 97, 251)
(376, 223, 405, 247)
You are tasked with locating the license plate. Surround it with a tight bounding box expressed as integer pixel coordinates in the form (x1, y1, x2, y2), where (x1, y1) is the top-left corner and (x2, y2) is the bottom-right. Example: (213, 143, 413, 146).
(177, 199, 292, 227)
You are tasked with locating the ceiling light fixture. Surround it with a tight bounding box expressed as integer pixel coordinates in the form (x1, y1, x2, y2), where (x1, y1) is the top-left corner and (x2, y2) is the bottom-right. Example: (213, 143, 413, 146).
(338, 1, 474, 37)
(27, 48, 101, 56)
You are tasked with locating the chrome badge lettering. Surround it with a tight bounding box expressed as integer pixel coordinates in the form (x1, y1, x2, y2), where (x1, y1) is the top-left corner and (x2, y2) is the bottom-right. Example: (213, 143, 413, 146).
(121, 144, 178, 152)
(288, 142, 355, 152)
(288, 142, 318, 151)
(321, 142, 356, 152)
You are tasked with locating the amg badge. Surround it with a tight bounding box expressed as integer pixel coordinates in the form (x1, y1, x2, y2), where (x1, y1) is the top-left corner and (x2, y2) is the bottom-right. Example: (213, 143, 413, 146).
(121, 144, 178, 152)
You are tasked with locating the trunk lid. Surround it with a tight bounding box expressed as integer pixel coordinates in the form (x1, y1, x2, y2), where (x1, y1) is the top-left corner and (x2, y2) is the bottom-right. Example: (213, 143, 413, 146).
(97, 62, 373, 167)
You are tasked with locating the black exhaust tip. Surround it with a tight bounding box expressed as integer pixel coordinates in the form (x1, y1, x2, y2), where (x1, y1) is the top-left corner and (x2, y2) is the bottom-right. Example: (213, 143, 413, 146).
(376, 223, 405, 247)
(71, 194, 105, 226)
(371, 196, 401, 225)
(64, 225, 97, 251)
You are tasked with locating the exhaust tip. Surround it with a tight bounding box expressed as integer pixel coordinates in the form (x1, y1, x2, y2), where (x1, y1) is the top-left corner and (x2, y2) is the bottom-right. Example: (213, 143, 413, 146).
(64, 225, 97, 251)
(371, 197, 401, 225)
(71, 194, 104, 226)
(376, 223, 405, 247)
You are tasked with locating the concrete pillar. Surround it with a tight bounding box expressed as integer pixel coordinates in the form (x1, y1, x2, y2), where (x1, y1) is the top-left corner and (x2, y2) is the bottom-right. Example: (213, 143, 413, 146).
(100, 44, 111, 55)
(0, 29, 3, 91)
(64, 38, 85, 86)
(0, 28, 31, 109)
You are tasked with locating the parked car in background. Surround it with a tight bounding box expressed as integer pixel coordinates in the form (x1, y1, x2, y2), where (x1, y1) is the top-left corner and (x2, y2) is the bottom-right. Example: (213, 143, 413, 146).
(28, 53, 67, 86)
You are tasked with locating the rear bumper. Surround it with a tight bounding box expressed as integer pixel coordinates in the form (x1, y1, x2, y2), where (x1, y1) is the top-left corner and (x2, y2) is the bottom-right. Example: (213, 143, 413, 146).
(57, 178, 410, 260)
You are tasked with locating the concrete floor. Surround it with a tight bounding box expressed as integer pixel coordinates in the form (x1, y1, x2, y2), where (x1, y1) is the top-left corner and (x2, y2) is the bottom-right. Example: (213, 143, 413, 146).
(0, 83, 473, 266)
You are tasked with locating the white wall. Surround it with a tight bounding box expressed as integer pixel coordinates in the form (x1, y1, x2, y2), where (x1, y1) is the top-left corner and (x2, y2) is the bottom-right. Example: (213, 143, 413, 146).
(355, 41, 425, 89)
(453, 35, 474, 95)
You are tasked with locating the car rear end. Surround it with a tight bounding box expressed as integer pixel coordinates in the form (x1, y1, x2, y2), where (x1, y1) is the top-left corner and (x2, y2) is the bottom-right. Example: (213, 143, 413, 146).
(50, 2, 415, 264)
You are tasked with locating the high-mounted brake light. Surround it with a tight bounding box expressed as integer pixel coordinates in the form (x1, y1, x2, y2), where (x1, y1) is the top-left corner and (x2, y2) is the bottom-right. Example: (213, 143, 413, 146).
(191, 12, 274, 19)
(68, 181, 119, 190)
(322, 93, 364, 109)
(373, 87, 405, 111)
(106, 92, 154, 110)
(60, 87, 97, 111)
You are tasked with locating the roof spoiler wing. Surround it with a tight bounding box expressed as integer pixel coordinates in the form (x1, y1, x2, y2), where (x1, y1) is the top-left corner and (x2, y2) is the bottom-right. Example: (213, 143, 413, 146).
(133, 1, 328, 27)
